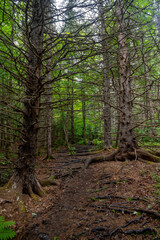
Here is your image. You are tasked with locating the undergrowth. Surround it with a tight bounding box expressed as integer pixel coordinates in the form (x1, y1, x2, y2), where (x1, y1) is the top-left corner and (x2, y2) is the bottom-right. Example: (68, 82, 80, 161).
(0, 216, 15, 240)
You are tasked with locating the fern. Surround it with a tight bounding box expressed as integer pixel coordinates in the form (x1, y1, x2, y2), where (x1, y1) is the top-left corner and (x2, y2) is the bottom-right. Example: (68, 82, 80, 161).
(0, 216, 16, 240)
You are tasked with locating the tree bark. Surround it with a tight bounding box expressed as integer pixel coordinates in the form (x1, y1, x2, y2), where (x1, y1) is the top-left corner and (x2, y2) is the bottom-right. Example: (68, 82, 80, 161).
(98, 0, 112, 148)
(45, 1, 54, 158)
(9, 0, 46, 196)
(45, 65, 52, 158)
(70, 82, 74, 144)
(82, 89, 86, 145)
(141, 37, 156, 136)
(117, 0, 137, 154)
(64, 82, 70, 147)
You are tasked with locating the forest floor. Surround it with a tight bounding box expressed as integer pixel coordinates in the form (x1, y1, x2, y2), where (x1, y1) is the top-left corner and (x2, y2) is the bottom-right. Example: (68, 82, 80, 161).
(1, 145, 160, 240)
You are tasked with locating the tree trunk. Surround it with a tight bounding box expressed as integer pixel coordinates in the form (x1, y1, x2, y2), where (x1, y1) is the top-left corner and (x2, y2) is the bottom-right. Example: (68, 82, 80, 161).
(70, 82, 74, 144)
(45, 0, 55, 158)
(144, 64, 156, 136)
(9, 0, 46, 196)
(45, 69, 52, 158)
(64, 82, 70, 147)
(141, 37, 156, 136)
(117, 0, 137, 154)
(98, 0, 112, 148)
(82, 87, 86, 144)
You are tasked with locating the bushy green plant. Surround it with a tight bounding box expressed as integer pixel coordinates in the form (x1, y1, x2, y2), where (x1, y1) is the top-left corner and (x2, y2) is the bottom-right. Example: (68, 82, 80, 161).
(92, 139, 104, 149)
(0, 216, 15, 240)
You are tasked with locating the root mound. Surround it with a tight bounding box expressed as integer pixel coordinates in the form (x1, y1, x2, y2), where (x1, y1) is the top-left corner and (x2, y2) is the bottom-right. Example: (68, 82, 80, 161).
(7, 174, 44, 197)
(84, 148, 160, 168)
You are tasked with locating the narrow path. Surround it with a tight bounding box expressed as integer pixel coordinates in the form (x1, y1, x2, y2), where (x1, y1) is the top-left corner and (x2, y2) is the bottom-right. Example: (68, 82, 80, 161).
(19, 146, 160, 240)
(22, 145, 97, 240)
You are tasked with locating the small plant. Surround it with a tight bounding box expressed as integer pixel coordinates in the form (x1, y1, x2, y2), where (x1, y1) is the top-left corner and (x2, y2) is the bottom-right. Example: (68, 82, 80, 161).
(89, 197, 96, 201)
(141, 169, 145, 176)
(127, 197, 132, 202)
(68, 146, 76, 155)
(152, 173, 160, 183)
(0, 216, 15, 240)
(0, 161, 7, 166)
(155, 185, 160, 198)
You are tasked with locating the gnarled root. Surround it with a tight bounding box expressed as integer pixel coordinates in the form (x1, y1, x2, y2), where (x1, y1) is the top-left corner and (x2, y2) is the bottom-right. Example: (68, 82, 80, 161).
(136, 149, 160, 162)
(7, 174, 44, 197)
(39, 178, 57, 187)
(84, 150, 119, 169)
(84, 148, 160, 169)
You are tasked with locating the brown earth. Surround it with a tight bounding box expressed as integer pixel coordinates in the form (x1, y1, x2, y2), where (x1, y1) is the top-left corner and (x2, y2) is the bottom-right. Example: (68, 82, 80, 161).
(1, 145, 160, 240)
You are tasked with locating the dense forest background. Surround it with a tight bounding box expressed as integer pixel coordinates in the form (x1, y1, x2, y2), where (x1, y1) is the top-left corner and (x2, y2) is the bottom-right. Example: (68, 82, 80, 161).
(1, 0, 160, 193)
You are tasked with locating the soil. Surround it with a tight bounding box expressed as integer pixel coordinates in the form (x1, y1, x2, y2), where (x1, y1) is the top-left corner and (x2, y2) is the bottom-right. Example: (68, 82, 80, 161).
(1, 145, 160, 240)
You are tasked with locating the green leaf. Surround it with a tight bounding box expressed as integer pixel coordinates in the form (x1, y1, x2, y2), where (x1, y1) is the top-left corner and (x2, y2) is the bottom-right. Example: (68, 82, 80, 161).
(0, 216, 15, 240)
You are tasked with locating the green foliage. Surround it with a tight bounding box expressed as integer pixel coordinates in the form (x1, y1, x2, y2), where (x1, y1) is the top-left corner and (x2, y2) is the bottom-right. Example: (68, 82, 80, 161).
(68, 146, 76, 155)
(0, 216, 15, 240)
(151, 172, 160, 183)
(92, 139, 104, 150)
(0, 153, 4, 159)
(150, 172, 160, 198)
(141, 169, 145, 176)
(127, 197, 133, 202)
(1, 0, 160, 166)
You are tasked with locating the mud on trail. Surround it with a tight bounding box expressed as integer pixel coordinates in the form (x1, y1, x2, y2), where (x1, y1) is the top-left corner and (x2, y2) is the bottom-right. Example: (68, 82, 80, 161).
(1, 145, 160, 240)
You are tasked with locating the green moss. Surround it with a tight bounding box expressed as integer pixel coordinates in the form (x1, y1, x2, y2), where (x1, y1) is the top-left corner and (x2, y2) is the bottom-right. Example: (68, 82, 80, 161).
(40, 178, 57, 187)
(18, 200, 26, 213)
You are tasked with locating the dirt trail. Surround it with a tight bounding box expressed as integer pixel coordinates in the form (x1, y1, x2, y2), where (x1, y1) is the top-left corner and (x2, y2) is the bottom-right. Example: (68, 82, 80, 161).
(21, 145, 97, 240)
(1, 145, 160, 240)
(30, 168, 94, 240)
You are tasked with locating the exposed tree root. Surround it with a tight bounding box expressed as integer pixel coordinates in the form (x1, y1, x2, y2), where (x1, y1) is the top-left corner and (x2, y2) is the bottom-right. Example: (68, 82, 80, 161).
(111, 227, 157, 237)
(0, 199, 12, 205)
(39, 178, 57, 187)
(107, 205, 160, 218)
(136, 149, 160, 162)
(73, 149, 103, 156)
(90, 216, 156, 238)
(84, 148, 160, 168)
(7, 174, 44, 197)
(123, 228, 157, 235)
(96, 194, 149, 202)
(84, 150, 119, 168)
(148, 149, 160, 157)
(43, 155, 55, 161)
(110, 215, 143, 236)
